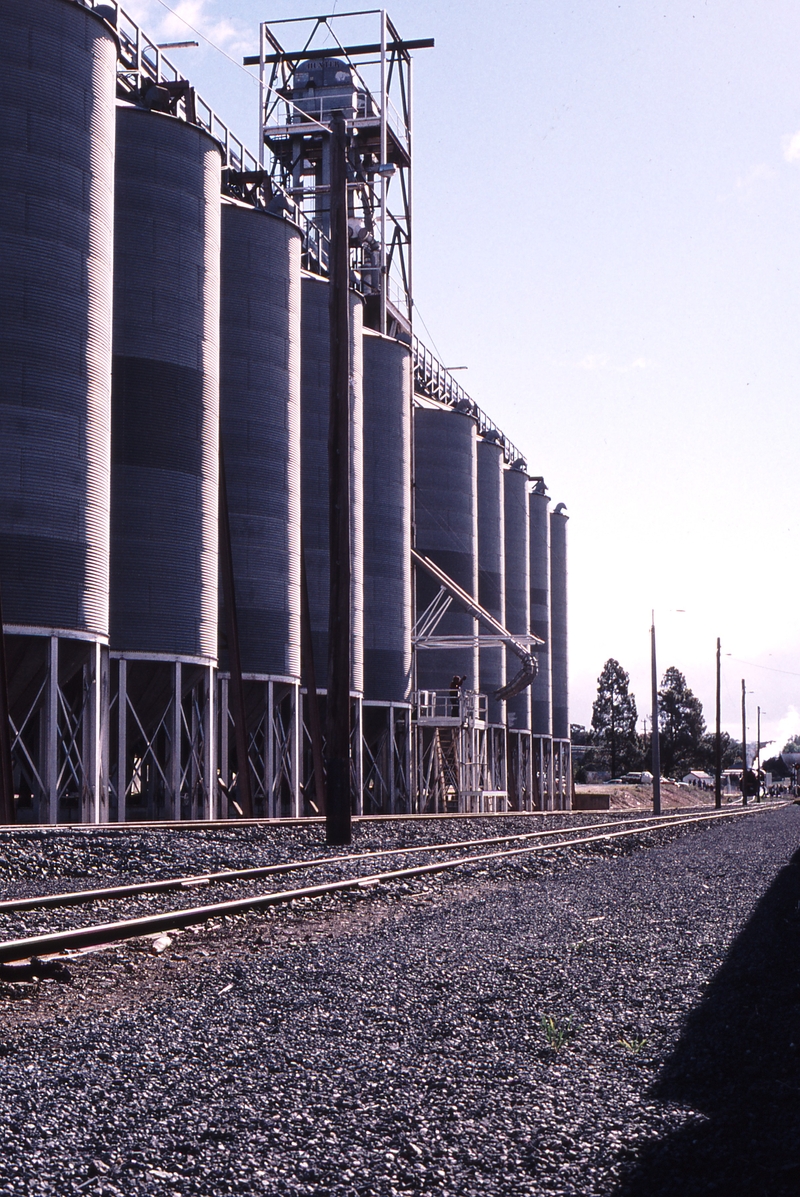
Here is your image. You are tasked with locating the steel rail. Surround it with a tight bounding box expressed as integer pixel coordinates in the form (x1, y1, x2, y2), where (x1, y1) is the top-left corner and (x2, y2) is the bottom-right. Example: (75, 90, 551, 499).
(0, 810, 722, 914)
(0, 805, 783, 964)
(0, 802, 771, 833)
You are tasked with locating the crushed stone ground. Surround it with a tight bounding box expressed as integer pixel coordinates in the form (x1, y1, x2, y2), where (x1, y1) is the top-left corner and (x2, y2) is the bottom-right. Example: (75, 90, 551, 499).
(0, 804, 795, 1196)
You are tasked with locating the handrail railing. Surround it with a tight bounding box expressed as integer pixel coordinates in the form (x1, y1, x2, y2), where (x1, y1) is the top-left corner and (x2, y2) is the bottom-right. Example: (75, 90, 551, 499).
(412, 337, 534, 473)
(79, 0, 329, 274)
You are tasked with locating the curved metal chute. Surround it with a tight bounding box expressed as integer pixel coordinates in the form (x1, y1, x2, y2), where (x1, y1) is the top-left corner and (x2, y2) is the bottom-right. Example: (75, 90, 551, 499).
(494, 653, 537, 702)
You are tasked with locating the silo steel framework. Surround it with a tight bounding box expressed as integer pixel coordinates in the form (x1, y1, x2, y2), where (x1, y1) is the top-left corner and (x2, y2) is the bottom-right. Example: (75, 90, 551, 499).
(0, 0, 116, 824)
(109, 105, 221, 822)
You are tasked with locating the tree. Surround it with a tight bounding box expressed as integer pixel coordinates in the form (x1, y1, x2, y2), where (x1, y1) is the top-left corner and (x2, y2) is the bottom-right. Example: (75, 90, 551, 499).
(697, 731, 740, 773)
(591, 659, 638, 778)
(782, 735, 800, 753)
(659, 667, 706, 778)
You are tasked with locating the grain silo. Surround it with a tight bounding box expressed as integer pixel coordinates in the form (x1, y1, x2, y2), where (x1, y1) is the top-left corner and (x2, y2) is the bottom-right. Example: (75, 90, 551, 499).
(218, 201, 302, 818)
(110, 105, 222, 821)
(362, 331, 413, 813)
(300, 274, 365, 811)
(476, 433, 507, 803)
(477, 435, 506, 724)
(0, 0, 116, 824)
(550, 502, 570, 808)
(414, 405, 479, 695)
(529, 482, 552, 808)
(504, 461, 532, 809)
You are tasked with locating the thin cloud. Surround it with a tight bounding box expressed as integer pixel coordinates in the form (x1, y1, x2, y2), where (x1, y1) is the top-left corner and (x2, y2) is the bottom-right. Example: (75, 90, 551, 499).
(782, 131, 800, 164)
(737, 162, 776, 187)
(122, 0, 251, 56)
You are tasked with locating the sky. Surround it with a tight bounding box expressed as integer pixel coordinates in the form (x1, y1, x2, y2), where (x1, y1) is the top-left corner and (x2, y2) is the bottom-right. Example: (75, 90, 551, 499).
(124, 0, 800, 755)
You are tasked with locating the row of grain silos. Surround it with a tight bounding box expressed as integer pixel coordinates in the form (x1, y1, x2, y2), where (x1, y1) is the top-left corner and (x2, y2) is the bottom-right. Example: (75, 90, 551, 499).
(0, 0, 567, 822)
(413, 403, 570, 810)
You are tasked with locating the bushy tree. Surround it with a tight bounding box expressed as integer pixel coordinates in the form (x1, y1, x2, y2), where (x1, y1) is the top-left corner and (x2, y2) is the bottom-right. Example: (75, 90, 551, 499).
(782, 735, 800, 753)
(591, 659, 639, 778)
(697, 731, 740, 773)
(659, 667, 706, 777)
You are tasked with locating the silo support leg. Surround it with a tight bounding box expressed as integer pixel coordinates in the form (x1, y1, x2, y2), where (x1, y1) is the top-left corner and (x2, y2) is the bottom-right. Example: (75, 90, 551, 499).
(219, 676, 229, 816)
(45, 637, 58, 825)
(203, 664, 214, 821)
(267, 680, 275, 819)
(117, 658, 127, 824)
(291, 684, 301, 819)
(171, 661, 182, 821)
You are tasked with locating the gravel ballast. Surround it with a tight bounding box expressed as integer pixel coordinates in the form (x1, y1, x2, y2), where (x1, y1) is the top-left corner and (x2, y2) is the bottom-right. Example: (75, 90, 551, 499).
(0, 804, 796, 1196)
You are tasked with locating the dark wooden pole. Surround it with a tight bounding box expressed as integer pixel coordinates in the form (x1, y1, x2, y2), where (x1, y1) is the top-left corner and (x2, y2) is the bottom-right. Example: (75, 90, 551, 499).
(325, 110, 353, 845)
(0, 583, 14, 824)
(714, 637, 722, 808)
(650, 613, 661, 816)
(300, 539, 327, 816)
(218, 444, 254, 819)
(741, 678, 747, 807)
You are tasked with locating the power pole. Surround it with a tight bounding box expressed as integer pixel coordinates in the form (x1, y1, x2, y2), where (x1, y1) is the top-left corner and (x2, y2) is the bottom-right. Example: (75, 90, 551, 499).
(741, 678, 747, 807)
(0, 583, 14, 824)
(714, 637, 721, 809)
(651, 612, 661, 815)
(325, 111, 353, 846)
(756, 705, 761, 802)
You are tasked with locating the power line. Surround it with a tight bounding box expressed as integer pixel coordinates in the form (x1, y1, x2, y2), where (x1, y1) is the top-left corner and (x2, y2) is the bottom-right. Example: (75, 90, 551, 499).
(726, 655, 800, 680)
(153, 0, 258, 82)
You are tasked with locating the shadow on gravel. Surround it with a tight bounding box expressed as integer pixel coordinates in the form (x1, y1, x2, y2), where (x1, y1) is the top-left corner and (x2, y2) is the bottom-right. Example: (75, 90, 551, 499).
(616, 844, 800, 1197)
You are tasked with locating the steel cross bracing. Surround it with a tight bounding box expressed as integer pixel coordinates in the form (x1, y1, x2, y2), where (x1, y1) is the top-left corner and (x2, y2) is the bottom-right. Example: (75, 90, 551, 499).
(218, 679, 301, 821)
(3, 634, 106, 825)
(362, 703, 411, 815)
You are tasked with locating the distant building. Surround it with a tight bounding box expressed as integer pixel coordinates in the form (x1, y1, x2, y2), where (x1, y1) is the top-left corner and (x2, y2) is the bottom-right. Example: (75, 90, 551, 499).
(683, 770, 713, 787)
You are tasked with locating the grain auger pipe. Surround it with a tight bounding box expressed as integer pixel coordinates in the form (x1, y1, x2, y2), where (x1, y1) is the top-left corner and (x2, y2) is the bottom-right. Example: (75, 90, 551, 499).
(411, 549, 539, 700)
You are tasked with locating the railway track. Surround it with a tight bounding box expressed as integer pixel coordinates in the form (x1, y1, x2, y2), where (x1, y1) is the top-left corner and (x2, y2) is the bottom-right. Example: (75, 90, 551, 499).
(0, 804, 785, 962)
(0, 804, 785, 966)
(0, 808, 740, 914)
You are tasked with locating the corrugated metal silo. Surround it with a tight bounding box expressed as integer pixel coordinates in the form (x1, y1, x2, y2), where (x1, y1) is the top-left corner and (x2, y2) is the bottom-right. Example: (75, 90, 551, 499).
(0, 0, 115, 636)
(111, 106, 222, 660)
(219, 202, 302, 680)
(550, 504, 569, 741)
(477, 436, 505, 725)
(362, 331, 412, 814)
(110, 105, 222, 821)
(362, 331, 412, 704)
(300, 275, 364, 693)
(0, 0, 117, 824)
(504, 463, 531, 732)
(528, 484, 552, 738)
(217, 201, 302, 817)
(414, 406, 479, 693)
